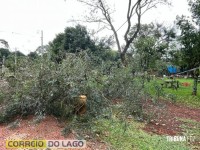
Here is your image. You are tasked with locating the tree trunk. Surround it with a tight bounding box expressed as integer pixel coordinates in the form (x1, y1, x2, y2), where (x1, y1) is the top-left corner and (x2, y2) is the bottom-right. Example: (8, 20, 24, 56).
(120, 53, 127, 67)
(192, 77, 198, 96)
(192, 69, 199, 96)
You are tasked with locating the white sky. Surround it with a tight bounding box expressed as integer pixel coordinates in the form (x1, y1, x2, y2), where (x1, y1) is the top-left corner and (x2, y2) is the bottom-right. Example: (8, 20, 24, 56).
(0, 0, 191, 55)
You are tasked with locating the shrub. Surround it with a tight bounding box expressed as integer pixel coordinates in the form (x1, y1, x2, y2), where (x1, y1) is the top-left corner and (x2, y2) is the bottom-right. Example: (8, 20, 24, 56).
(1, 52, 109, 122)
(1, 51, 149, 127)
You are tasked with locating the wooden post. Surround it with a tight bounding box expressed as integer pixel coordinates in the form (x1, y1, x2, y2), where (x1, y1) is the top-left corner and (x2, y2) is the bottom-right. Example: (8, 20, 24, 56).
(1, 56, 5, 79)
(192, 69, 199, 96)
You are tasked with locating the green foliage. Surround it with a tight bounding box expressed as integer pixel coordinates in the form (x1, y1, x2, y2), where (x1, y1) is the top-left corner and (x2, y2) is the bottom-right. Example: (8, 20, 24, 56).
(49, 24, 117, 64)
(176, 0, 200, 69)
(0, 102, 21, 123)
(0, 49, 149, 125)
(0, 52, 109, 122)
(3, 51, 26, 72)
(101, 61, 148, 119)
(189, 0, 200, 24)
(49, 25, 96, 63)
(176, 16, 200, 69)
(49, 33, 65, 63)
(131, 23, 176, 71)
(27, 52, 39, 60)
(63, 25, 95, 53)
(0, 48, 11, 59)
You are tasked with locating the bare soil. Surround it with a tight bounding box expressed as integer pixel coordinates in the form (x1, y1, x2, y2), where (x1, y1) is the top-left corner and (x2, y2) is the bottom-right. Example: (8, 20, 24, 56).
(142, 100, 200, 149)
(0, 116, 108, 150)
(143, 100, 200, 136)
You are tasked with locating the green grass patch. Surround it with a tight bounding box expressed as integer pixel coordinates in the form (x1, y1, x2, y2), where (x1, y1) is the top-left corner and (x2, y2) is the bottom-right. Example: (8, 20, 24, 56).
(92, 118, 190, 150)
(146, 78, 200, 108)
(179, 118, 200, 137)
(178, 118, 200, 149)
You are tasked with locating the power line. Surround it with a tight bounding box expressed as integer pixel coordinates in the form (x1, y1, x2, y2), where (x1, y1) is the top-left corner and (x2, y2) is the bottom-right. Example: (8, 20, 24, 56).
(0, 30, 38, 38)
(175, 67, 200, 75)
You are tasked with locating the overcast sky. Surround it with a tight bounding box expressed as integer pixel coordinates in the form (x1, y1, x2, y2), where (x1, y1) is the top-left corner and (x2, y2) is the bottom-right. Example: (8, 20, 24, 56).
(0, 0, 191, 54)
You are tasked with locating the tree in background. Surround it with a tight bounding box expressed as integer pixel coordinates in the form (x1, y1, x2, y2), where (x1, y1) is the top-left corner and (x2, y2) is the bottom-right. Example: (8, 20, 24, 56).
(189, 0, 200, 24)
(49, 33, 65, 63)
(27, 52, 39, 60)
(63, 25, 95, 53)
(77, 0, 170, 66)
(177, 16, 200, 70)
(0, 48, 11, 59)
(175, 0, 200, 95)
(0, 39, 10, 63)
(176, 0, 200, 70)
(49, 24, 118, 64)
(4, 51, 25, 72)
(49, 25, 96, 63)
(130, 23, 176, 71)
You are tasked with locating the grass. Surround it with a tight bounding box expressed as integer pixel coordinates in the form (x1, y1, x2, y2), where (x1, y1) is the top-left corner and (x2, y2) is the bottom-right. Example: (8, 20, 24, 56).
(179, 118, 200, 136)
(178, 118, 200, 149)
(146, 78, 200, 108)
(92, 118, 190, 150)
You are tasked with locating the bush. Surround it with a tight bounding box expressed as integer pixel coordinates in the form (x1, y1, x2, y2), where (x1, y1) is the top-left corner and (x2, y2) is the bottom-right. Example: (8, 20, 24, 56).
(0, 52, 109, 122)
(1, 51, 148, 126)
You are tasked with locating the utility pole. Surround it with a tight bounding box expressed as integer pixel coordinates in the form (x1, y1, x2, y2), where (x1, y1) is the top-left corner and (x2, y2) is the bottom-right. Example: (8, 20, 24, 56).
(40, 30, 44, 70)
(1, 56, 5, 79)
(2, 56, 5, 66)
(192, 68, 200, 96)
(15, 48, 17, 66)
(41, 30, 44, 55)
(14, 47, 17, 76)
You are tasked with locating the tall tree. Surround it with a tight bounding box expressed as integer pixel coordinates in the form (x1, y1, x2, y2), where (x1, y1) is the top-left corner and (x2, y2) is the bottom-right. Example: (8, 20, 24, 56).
(63, 24, 95, 53)
(49, 33, 65, 63)
(131, 23, 176, 70)
(27, 52, 39, 60)
(177, 16, 200, 69)
(0, 48, 11, 58)
(176, 0, 200, 95)
(77, 0, 170, 65)
(49, 24, 116, 63)
(189, 0, 200, 24)
(49, 25, 96, 63)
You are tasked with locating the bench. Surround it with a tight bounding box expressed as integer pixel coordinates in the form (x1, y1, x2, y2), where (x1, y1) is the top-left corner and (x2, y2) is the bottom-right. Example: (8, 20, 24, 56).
(161, 80, 179, 90)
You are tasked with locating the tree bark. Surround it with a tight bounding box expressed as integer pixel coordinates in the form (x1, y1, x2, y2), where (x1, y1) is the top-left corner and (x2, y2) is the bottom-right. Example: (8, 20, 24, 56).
(192, 77, 198, 96)
(120, 53, 127, 67)
(77, 0, 169, 66)
(192, 69, 199, 96)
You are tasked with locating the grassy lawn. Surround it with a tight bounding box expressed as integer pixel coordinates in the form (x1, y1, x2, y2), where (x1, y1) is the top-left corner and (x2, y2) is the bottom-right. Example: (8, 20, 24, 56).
(178, 118, 200, 149)
(178, 118, 200, 137)
(146, 78, 200, 108)
(92, 118, 190, 150)
(91, 102, 200, 149)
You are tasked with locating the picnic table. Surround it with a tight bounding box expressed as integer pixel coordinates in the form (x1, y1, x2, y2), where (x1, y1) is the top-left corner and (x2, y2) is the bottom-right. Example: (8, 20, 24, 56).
(163, 80, 179, 89)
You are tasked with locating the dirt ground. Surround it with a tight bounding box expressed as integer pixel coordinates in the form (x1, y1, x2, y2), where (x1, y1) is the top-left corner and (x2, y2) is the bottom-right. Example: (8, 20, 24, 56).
(143, 100, 200, 135)
(0, 95, 200, 149)
(0, 115, 108, 150)
(143, 99, 200, 148)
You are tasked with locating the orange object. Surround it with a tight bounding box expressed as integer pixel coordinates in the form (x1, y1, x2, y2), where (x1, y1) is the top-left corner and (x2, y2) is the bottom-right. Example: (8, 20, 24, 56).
(79, 95, 87, 103)
(182, 82, 191, 87)
(75, 95, 87, 115)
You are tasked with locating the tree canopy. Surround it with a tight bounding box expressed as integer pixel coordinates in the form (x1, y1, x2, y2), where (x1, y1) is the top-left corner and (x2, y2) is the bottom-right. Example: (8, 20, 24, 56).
(77, 0, 170, 65)
(63, 25, 95, 53)
(131, 23, 176, 70)
(176, 0, 200, 69)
